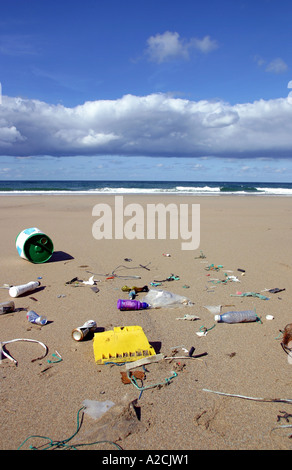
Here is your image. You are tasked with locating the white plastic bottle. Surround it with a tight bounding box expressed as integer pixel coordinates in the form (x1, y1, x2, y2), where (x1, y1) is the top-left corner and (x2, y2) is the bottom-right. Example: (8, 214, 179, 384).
(9, 281, 40, 298)
(214, 310, 259, 323)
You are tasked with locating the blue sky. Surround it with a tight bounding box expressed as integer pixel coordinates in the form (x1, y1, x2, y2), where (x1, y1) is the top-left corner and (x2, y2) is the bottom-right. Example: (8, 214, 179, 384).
(0, 0, 292, 181)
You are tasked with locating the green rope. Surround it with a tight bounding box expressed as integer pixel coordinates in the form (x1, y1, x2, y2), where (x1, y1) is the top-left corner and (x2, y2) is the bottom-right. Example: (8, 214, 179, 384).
(199, 324, 216, 333)
(230, 292, 269, 300)
(275, 331, 283, 340)
(47, 353, 62, 364)
(127, 370, 177, 392)
(17, 406, 122, 450)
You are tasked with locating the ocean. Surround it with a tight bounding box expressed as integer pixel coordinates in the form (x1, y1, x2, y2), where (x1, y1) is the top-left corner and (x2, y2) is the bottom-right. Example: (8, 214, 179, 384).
(0, 180, 292, 195)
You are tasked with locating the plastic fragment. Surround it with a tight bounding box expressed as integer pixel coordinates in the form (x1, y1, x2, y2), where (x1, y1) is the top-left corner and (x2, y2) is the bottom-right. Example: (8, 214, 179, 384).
(82, 399, 115, 420)
(0, 338, 48, 365)
(142, 289, 193, 308)
(83, 275, 95, 285)
(176, 314, 200, 321)
(204, 305, 222, 314)
(230, 292, 269, 300)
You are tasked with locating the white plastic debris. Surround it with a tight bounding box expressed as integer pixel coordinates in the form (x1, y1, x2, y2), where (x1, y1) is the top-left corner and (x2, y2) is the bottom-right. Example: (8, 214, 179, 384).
(83, 275, 95, 285)
(82, 399, 115, 419)
(142, 289, 193, 308)
(176, 314, 200, 321)
(226, 275, 240, 282)
(0, 338, 48, 365)
(196, 331, 208, 337)
(204, 305, 222, 314)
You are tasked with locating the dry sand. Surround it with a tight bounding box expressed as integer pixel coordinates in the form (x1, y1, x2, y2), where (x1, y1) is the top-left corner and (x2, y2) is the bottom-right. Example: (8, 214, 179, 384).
(1, 194, 292, 452)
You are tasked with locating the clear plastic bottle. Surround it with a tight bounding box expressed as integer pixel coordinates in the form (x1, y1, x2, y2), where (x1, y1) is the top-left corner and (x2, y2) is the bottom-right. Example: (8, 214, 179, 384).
(27, 310, 47, 325)
(214, 310, 259, 323)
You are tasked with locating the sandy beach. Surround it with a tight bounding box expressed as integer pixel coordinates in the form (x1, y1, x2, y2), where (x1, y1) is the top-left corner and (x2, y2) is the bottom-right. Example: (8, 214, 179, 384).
(1, 194, 292, 452)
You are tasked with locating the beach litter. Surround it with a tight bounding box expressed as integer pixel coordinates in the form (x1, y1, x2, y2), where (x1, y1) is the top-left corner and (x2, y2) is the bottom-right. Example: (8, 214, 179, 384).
(72, 320, 97, 341)
(121, 285, 149, 293)
(82, 275, 95, 285)
(86, 261, 151, 281)
(120, 370, 145, 384)
(196, 324, 216, 337)
(18, 403, 123, 450)
(125, 368, 177, 392)
(93, 326, 156, 364)
(27, 310, 47, 325)
(203, 387, 292, 404)
(214, 310, 261, 324)
(47, 351, 62, 363)
(205, 264, 224, 271)
(230, 291, 269, 300)
(142, 289, 193, 308)
(9, 281, 40, 298)
(195, 250, 206, 259)
(204, 305, 222, 315)
(263, 288, 286, 294)
(0, 338, 48, 365)
(77, 398, 143, 448)
(152, 274, 180, 283)
(90, 286, 100, 293)
(16, 227, 54, 264)
(280, 324, 292, 364)
(124, 353, 165, 370)
(0, 301, 15, 314)
(117, 299, 149, 310)
(82, 399, 115, 420)
(176, 314, 200, 321)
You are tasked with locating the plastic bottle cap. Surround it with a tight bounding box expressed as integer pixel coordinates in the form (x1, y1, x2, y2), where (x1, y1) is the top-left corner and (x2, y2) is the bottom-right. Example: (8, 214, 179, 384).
(214, 315, 220, 321)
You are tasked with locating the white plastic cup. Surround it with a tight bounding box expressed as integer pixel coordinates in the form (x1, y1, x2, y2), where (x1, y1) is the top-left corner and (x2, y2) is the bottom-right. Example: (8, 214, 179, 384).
(9, 281, 40, 298)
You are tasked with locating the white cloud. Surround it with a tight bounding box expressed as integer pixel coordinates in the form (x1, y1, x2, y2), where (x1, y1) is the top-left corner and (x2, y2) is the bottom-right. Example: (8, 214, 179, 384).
(146, 31, 188, 63)
(189, 35, 218, 54)
(146, 31, 218, 63)
(1, 92, 292, 159)
(0, 125, 25, 145)
(265, 58, 288, 74)
(255, 56, 288, 75)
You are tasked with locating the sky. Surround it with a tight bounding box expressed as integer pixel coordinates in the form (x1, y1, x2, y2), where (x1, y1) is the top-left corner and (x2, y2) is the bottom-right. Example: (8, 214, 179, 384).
(0, 0, 292, 182)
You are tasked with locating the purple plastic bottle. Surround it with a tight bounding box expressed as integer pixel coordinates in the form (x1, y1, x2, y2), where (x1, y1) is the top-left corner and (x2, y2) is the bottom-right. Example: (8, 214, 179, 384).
(117, 299, 149, 311)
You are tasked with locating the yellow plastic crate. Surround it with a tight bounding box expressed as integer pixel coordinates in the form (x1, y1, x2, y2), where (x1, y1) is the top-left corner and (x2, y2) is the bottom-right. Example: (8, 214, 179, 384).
(93, 326, 156, 364)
